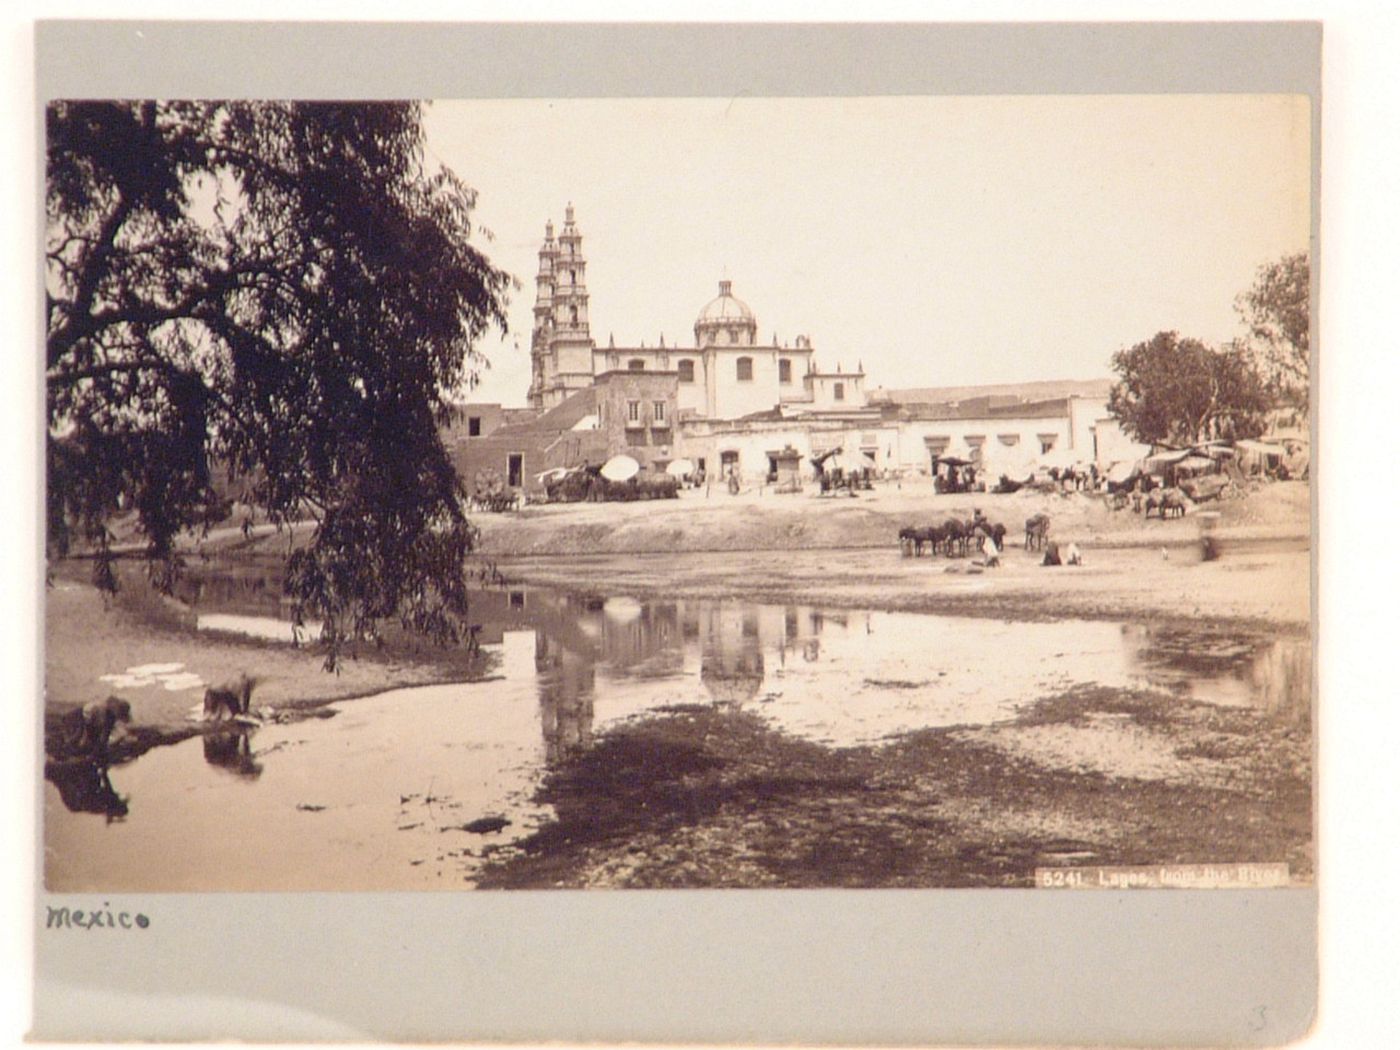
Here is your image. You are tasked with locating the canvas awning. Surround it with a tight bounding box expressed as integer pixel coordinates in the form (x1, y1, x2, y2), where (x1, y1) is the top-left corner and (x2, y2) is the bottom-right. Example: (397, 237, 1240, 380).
(1037, 446, 1085, 470)
(1144, 448, 1193, 468)
(1236, 439, 1287, 456)
(1177, 455, 1216, 472)
(1105, 460, 1140, 483)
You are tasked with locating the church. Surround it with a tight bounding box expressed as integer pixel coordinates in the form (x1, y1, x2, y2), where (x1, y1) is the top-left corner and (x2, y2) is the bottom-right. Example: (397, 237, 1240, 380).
(526, 204, 869, 423)
(446, 205, 1138, 495)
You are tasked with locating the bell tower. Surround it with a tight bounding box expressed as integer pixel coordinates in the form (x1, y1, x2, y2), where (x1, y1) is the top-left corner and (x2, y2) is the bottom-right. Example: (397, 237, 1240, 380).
(529, 204, 596, 411)
(527, 218, 558, 411)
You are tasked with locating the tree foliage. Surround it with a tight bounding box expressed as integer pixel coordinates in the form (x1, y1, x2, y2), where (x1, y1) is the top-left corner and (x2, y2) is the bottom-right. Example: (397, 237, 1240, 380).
(1236, 251, 1310, 416)
(1107, 331, 1271, 447)
(46, 100, 510, 665)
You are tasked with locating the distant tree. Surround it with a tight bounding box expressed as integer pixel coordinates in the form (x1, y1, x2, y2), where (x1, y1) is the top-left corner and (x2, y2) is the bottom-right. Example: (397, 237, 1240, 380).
(1236, 252, 1310, 417)
(1108, 331, 1271, 447)
(46, 100, 510, 665)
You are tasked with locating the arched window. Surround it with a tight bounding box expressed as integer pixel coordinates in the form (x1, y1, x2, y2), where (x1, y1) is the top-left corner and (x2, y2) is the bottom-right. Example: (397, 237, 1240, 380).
(569, 305, 578, 325)
(628, 358, 645, 371)
(736, 357, 753, 382)
(778, 359, 792, 384)
(568, 269, 576, 285)
(677, 360, 695, 383)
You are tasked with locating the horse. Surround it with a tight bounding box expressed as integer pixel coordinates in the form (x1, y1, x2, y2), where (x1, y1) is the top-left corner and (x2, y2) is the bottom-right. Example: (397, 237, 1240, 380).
(202, 673, 258, 723)
(942, 518, 969, 557)
(898, 526, 918, 556)
(1160, 489, 1188, 518)
(1024, 513, 1051, 551)
(976, 521, 1008, 551)
(898, 525, 941, 557)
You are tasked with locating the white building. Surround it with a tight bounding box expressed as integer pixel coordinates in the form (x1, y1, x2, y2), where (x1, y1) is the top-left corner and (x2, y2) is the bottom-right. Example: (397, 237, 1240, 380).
(518, 205, 1147, 485)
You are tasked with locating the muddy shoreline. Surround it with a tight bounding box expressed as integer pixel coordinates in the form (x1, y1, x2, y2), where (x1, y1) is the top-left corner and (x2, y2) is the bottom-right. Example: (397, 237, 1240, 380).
(475, 683, 1311, 889)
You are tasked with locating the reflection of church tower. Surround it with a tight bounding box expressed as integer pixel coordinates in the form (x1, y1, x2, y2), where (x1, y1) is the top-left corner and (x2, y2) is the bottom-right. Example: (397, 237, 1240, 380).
(699, 605, 765, 710)
(536, 631, 596, 763)
(528, 204, 595, 411)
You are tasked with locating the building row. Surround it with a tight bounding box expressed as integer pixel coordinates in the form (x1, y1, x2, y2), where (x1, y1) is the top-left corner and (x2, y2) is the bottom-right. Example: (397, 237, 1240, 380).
(447, 206, 1148, 495)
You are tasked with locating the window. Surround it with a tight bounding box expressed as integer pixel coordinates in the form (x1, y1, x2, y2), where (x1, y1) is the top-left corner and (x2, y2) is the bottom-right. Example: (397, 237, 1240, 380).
(677, 359, 695, 383)
(628, 358, 645, 371)
(1039, 434, 1058, 455)
(569, 305, 578, 324)
(509, 591, 525, 609)
(779, 359, 792, 384)
(653, 400, 666, 424)
(626, 428, 647, 447)
(998, 434, 1020, 447)
(568, 268, 576, 285)
(467, 416, 481, 437)
(507, 454, 523, 488)
(627, 400, 641, 424)
(736, 357, 753, 381)
(834, 382, 845, 401)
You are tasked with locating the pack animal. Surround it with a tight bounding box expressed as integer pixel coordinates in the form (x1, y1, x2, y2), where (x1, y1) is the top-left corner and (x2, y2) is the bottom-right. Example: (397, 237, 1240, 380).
(899, 525, 941, 557)
(1159, 489, 1188, 519)
(202, 674, 257, 722)
(975, 521, 1008, 552)
(1024, 513, 1051, 551)
(942, 518, 969, 557)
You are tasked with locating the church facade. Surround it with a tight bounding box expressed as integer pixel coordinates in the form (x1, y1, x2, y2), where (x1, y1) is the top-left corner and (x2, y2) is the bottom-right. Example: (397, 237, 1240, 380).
(526, 205, 868, 423)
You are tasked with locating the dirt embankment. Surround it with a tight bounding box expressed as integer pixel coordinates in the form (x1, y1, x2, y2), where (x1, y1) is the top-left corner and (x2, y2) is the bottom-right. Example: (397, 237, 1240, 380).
(470, 480, 1310, 558)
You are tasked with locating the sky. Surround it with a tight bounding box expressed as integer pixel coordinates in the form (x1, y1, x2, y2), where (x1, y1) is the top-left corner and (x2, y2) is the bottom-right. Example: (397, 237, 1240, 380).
(423, 94, 1311, 407)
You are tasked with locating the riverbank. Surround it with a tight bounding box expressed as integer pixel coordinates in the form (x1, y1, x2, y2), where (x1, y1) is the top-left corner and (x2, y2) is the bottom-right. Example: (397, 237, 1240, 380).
(43, 570, 469, 761)
(479, 480, 1310, 629)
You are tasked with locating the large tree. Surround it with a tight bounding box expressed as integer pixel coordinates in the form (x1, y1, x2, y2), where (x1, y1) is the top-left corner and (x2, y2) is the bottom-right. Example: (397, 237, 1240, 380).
(1107, 331, 1271, 447)
(1236, 251, 1310, 417)
(46, 100, 510, 664)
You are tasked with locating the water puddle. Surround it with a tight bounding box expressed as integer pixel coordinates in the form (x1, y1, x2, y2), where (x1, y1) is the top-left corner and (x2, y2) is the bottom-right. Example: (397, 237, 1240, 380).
(48, 579, 1310, 891)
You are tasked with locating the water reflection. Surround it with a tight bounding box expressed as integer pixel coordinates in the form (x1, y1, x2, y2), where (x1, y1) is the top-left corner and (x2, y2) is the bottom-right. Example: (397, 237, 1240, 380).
(699, 605, 765, 710)
(203, 729, 264, 779)
(536, 631, 595, 763)
(46, 760, 128, 822)
(172, 567, 1312, 752)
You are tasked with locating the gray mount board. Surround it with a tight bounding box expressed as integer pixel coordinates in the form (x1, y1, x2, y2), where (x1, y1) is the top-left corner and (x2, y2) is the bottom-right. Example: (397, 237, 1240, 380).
(32, 19, 1320, 1045)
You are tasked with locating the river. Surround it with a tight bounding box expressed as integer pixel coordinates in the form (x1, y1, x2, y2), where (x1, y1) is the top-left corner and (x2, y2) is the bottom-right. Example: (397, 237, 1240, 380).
(44, 577, 1310, 891)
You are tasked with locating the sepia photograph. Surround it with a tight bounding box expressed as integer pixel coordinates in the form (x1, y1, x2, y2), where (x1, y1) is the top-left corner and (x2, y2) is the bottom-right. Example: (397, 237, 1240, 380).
(41, 90, 1313, 894)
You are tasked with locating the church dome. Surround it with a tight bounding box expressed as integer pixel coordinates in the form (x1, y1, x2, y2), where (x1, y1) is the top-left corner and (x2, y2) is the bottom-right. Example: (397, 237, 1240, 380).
(695, 280, 757, 346)
(697, 280, 754, 324)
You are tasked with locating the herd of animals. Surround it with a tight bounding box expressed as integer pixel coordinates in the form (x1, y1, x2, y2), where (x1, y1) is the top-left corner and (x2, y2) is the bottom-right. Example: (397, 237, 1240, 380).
(898, 510, 1082, 567)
